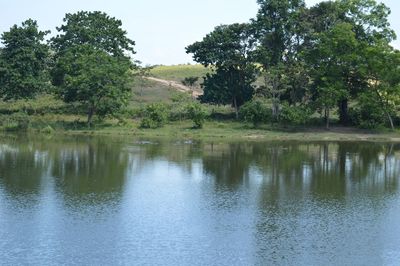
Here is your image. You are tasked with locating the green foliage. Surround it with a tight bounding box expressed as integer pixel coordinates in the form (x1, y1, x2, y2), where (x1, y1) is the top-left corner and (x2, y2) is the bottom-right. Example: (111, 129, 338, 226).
(140, 103, 168, 129)
(53, 45, 132, 124)
(51, 11, 136, 125)
(200, 68, 255, 108)
(0, 112, 31, 131)
(350, 92, 386, 129)
(40, 125, 55, 134)
(182, 76, 199, 87)
(0, 95, 67, 115)
(187, 23, 258, 116)
(253, 0, 305, 66)
(168, 92, 192, 121)
(185, 102, 206, 128)
(362, 42, 400, 129)
(51, 11, 135, 57)
(279, 103, 312, 125)
(239, 98, 272, 127)
(0, 19, 50, 100)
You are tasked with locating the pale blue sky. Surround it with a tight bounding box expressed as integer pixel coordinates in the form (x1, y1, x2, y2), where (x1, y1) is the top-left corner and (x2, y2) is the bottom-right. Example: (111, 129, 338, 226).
(1, 0, 399, 65)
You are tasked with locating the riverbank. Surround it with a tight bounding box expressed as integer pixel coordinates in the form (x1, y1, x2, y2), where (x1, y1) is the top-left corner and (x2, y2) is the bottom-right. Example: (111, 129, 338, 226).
(3, 114, 399, 142)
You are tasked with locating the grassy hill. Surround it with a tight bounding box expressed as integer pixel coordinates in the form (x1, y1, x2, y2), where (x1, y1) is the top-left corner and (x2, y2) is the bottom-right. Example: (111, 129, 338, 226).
(131, 78, 176, 104)
(149, 64, 210, 83)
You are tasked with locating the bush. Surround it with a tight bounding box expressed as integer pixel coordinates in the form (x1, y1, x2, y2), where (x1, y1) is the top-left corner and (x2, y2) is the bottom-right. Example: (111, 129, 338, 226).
(185, 102, 207, 128)
(1, 112, 31, 132)
(279, 103, 312, 125)
(140, 103, 168, 128)
(239, 98, 272, 127)
(169, 103, 188, 121)
(40, 125, 55, 134)
(349, 92, 387, 129)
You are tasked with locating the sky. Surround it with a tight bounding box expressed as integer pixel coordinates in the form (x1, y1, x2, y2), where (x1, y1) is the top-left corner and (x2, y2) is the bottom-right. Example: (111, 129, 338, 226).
(0, 0, 399, 65)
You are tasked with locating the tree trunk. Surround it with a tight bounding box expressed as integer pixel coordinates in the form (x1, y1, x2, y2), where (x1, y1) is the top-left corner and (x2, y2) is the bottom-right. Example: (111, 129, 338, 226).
(338, 99, 349, 125)
(233, 96, 239, 119)
(87, 107, 95, 127)
(325, 107, 330, 129)
(387, 112, 395, 130)
(374, 88, 395, 130)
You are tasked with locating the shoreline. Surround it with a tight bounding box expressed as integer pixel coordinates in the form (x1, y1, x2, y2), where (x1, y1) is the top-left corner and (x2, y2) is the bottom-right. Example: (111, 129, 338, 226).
(3, 120, 400, 142)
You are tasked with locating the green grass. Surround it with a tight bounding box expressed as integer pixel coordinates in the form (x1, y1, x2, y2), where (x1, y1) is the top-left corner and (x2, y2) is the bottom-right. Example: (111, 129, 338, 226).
(150, 64, 210, 83)
(0, 94, 68, 115)
(131, 78, 176, 104)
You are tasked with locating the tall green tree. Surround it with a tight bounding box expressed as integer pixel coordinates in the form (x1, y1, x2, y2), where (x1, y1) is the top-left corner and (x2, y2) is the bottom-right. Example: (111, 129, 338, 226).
(252, 0, 307, 118)
(51, 11, 136, 124)
(0, 19, 50, 100)
(56, 45, 132, 125)
(304, 0, 396, 124)
(186, 23, 257, 118)
(307, 22, 358, 128)
(361, 43, 400, 129)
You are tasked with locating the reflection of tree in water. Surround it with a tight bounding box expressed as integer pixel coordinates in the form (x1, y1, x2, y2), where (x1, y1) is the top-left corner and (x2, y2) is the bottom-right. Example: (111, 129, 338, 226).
(0, 140, 49, 196)
(135, 140, 205, 174)
(252, 142, 400, 265)
(0, 136, 130, 205)
(201, 143, 252, 189)
(52, 139, 128, 194)
(135, 140, 400, 198)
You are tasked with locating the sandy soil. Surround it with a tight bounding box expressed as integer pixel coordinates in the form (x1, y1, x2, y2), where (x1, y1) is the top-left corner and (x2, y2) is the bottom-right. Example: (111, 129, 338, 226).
(145, 77, 203, 97)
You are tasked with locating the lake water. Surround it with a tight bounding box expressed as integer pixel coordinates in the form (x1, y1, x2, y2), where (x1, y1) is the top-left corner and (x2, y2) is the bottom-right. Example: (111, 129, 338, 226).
(0, 135, 400, 265)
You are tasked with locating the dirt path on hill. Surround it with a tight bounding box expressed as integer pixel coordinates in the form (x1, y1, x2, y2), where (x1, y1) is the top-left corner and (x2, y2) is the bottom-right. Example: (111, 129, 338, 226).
(145, 77, 203, 97)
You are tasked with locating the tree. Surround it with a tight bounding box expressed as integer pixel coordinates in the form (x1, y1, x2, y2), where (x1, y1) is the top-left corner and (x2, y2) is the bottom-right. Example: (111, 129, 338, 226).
(361, 43, 400, 130)
(252, 0, 307, 119)
(182, 77, 199, 87)
(51, 11, 135, 57)
(186, 23, 258, 118)
(304, 0, 396, 125)
(55, 45, 132, 125)
(182, 76, 199, 98)
(0, 19, 50, 100)
(51, 11, 136, 125)
(253, 0, 306, 67)
(307, 22, 358, 128)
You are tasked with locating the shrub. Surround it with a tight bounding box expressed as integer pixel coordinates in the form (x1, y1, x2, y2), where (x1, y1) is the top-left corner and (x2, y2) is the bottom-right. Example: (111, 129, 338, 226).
(279, 103, 312, 125)
(1, 112, 31, 132)
(350, 92, 387, 129)
(40, 125, 55, 134)
(239, 98, 272, 127)
(140, 103, 168, 128)
(185, 102, 207, 128)
(169, 103, 188, 121)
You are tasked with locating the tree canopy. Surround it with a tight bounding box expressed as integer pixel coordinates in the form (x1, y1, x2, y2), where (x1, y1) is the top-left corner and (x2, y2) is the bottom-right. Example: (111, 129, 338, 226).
(51, 11, 135, 57)
(186, 23, 258, 117)
(55, 45, 132, 125)
(0, 19, 50, 100)
(51, 11, 136, 124)
(186, 0, 399, 129)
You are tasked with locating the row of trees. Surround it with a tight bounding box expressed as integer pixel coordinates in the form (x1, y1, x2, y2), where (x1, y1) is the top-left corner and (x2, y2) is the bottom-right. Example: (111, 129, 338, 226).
(0, 12, 135, 125)
(187, 0, 400, 129)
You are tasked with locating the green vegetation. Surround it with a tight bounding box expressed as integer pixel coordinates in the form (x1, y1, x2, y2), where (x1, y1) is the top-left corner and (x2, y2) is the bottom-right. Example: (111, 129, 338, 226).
(51, 11, 135, 125)
(186, 0, 400, 130)
(185, 101, 207, 129)
(140, 103, 168, 129)
(0, 19, 50, 100)
(0, 1, 399, 140)
(150, 64, 209, 82)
